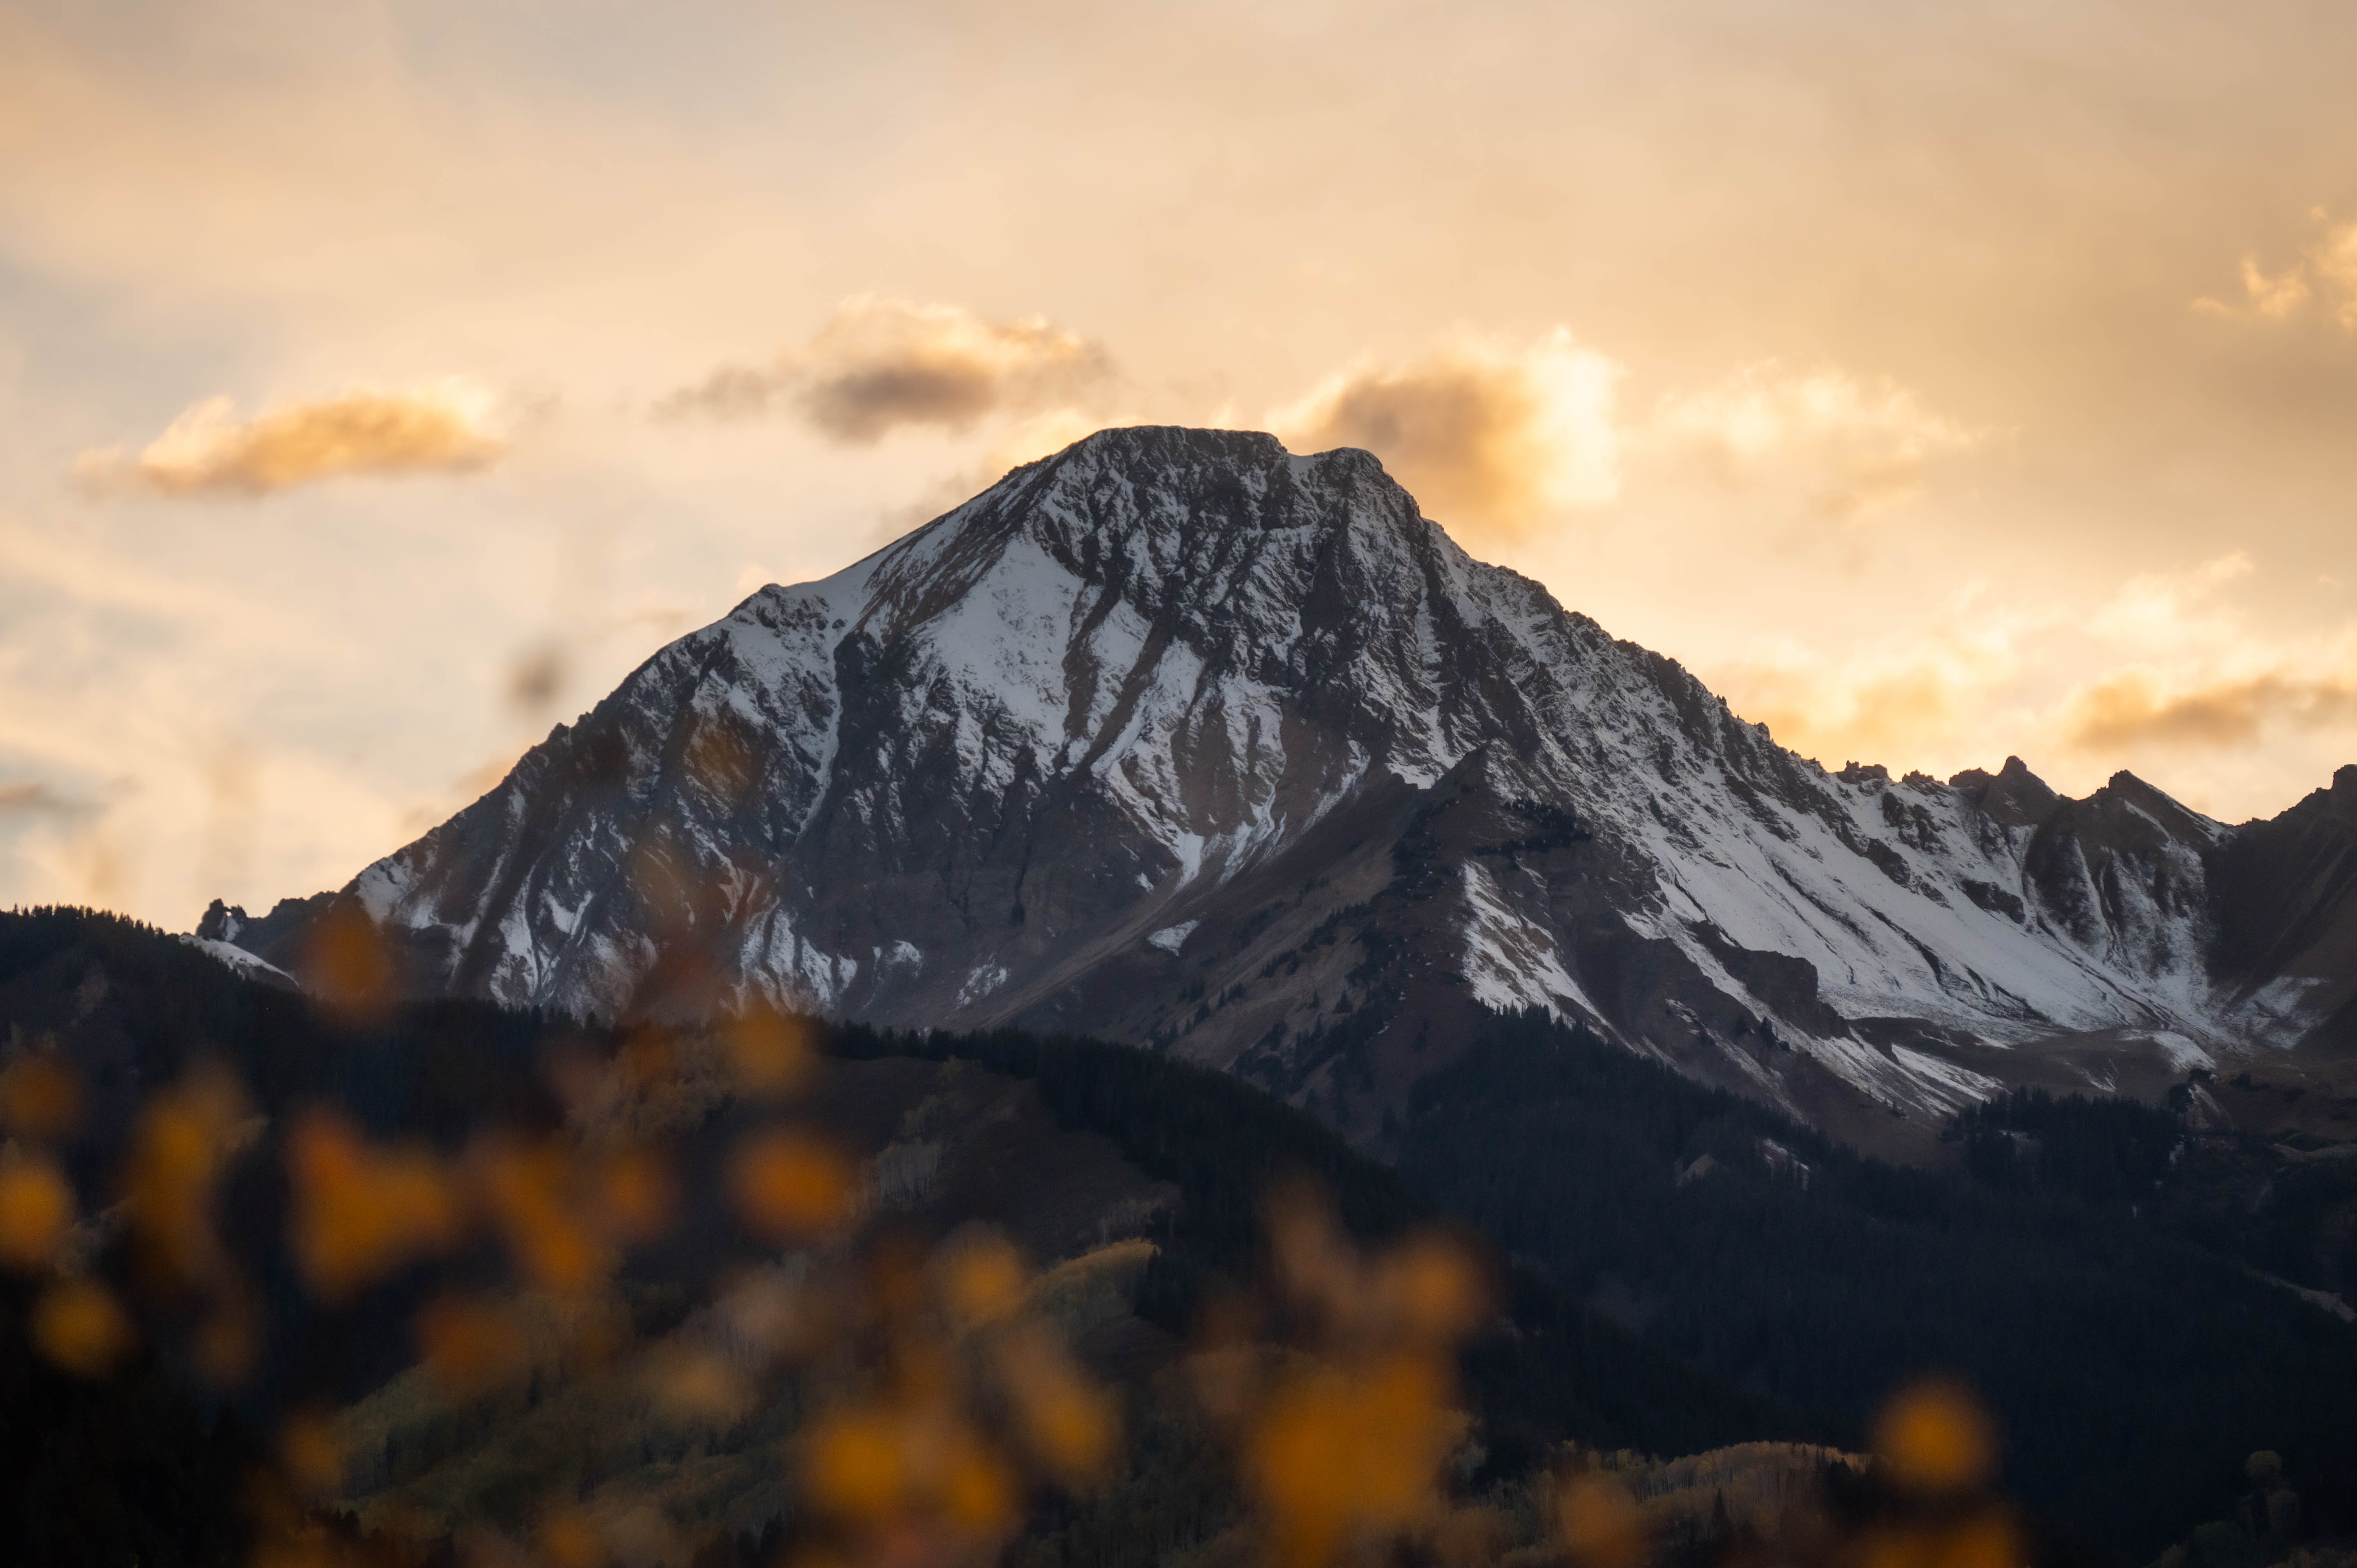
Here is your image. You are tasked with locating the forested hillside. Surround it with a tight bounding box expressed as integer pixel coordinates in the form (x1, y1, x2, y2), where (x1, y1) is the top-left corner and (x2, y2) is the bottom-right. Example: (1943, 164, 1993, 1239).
(6, 907, 2353, 1563)
(1392, 1011, 2357, 1555)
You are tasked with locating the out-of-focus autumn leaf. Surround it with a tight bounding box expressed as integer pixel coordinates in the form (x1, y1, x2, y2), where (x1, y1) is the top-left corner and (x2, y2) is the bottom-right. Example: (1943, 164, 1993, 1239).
(0, 1153, 75, 1269)
(730, 1128, 854, 1242)
(804, 1404, 912, 1520)
(476, 1137, 609, 1293)
(617, 1026, 676, 1095)
(994, 1325, 1117, 1487)
(1875, 1379, 1997, 1494)
(536, 1506, 604, 1568)
(122, 1068, 247, 1289)
(1374, 1233, 1487, 1346)
(1557, 1473, 1647, 1568)
(1861, 1511, 2021, 1568)
(645, 1342, 750, 1426)
(0, 1054, 81, 1139)
(936, 1229, 1028, 1325)
(726, 1006, 813, 1097)
(303, 901, 395, 1018)
(800, 1402, 1018, 1541)
(590, 1146, 676, 1245)
(288, 1109, 464, 1299)
(1265, 1184, 1360, 1331)
(281, 1409, 346, 1497)
(940, 1430, 1019, 1535)
(192, 1289, 259, 1388)
(1246, 1356, 1455, 1568)
(32, 1278, 135, 1376)
(415, 1293, 528, 1396)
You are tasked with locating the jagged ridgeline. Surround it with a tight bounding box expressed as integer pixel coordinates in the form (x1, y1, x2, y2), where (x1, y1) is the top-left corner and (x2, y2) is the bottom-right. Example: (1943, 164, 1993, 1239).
(8, 908, 2357, 1564)
(203, 426, 2357, 1155)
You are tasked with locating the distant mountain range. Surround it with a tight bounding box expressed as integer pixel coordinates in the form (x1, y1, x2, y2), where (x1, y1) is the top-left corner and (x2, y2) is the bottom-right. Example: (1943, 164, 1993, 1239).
(201, 426, 2357, 1149)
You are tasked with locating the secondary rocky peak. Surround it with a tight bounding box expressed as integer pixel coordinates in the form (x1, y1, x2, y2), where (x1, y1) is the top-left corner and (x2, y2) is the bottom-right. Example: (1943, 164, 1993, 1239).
(1947, 754, 2062, 830)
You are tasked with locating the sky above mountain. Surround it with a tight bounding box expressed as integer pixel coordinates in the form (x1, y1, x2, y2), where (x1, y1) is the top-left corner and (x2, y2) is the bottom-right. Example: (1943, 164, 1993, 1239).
(2, 0, 2354, 926)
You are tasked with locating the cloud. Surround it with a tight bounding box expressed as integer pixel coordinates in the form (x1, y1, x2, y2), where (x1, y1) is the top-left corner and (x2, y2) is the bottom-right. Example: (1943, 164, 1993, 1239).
(75, 381, 509, 498)
(1268, 328, 1621, 539)
(1645, 363, 1981, 523)
(2313, 219, 2357, 328)
(2085, 551, 2253, 648)
(2192, 213, 2357, 326)
(1707, 594, 2036, 770)
(659, 296, 1113, 441)
(2062, 666, 2357, 752)
(0, 780, 97, 819)
(2240, 256, 2311, 318)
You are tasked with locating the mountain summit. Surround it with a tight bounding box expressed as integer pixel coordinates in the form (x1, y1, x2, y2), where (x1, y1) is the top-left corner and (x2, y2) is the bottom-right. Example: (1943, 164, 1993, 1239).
(204, 427, 2357, 1141)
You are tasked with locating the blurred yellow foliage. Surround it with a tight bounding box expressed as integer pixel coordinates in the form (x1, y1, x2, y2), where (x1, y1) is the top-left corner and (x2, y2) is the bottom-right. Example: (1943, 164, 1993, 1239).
(0, 1153, 74, 1269)
(730, 1128, 855, 1241)
(726, 1006, 814, 1097)
(995, 1324, 1118, 1487)
(122, 1068, 247, 1290)
(415, 1293, 528, 1396)
(936, 1229, 1029, 1325)
(802, 1401, 1019, 1540)
(32, 1277, 135, 1376)
(1558, 1473, 1648, 1568)
(590, 1146, 676, 1245)
(288, 1110, 463, 1300)
(303, 903, 394, 1017)
(1247, 1356, 1456, 1568)
(1859, 1511, 2021, 1568)
(1874, 1379, 1998, 1494)
(1221, 1190, 1491, 1568)
(281, 1409, 347, 1497)
(0, 1053, 82, 1139)
(477, 1137, 610, 1293)
(535, 1505, 606, 1568)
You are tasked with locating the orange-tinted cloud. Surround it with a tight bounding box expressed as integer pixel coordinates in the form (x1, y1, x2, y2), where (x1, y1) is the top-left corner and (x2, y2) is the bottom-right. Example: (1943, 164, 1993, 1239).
(1709, 630, 2019, 770)
(1647, 363, 1979, 523)
(2063, 666, 2357, 752)
(659, 296, 1113, 441)
(0, 781, 96, 819)
(2193, 213, 2357, 326)
(1269, 328, 1620, 540)
(76, 382, 508, 498)
(2313, 219, 2357, 328)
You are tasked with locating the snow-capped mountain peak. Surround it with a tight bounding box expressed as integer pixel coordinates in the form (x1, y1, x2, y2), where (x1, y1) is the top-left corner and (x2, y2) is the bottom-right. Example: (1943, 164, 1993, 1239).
(203, 427, 2357, 1144)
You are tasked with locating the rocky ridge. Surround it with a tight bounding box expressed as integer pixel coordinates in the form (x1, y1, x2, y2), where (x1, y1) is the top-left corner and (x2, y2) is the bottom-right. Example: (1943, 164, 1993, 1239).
(201, 427, 2357, 1143)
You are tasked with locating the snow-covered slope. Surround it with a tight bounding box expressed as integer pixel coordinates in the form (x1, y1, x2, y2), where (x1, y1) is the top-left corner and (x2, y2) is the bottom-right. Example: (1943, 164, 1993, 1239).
(202, 427, 2357, 1138)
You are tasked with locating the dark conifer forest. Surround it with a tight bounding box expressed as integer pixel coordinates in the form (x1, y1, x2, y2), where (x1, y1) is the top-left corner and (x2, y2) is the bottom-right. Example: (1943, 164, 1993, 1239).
(4, 908, 2356, 1564)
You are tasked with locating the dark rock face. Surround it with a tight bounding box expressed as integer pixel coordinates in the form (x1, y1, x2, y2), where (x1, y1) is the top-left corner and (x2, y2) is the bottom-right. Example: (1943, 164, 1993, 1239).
(208, 427, 2356, 1134)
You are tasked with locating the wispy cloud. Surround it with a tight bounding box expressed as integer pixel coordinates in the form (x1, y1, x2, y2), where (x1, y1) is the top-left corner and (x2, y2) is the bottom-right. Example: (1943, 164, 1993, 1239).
(2314, 218, 2357, 328)
(2062, 666, 2357, 751)
(2192, 211, 2357, 326)
(658, 297, 1113, 441)
(0, 780, 97, 820)
(1269, 328, 1621, 540)
(1644, 363, 1981, 524)
(75, 381, 509, 498)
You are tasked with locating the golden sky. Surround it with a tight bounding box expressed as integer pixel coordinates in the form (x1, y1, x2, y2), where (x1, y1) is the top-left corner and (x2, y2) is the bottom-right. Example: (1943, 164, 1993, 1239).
(3, 0, 2355, 925)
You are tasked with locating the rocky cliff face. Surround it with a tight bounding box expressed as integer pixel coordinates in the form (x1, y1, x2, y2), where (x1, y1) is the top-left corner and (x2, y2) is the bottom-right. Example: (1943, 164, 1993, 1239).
(201, 427, 2357, 1140)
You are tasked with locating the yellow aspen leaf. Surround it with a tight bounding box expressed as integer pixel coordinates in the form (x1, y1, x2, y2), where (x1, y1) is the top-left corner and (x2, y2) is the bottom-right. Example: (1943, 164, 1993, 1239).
(32, 1278, 135, 1377)
(0, 1156, 74, 1270)
(726, 1007, 813, 1097)
(1875, 1380, 1997, 1494)
(0, 1055, 81, 1139)
(730, 1130, 854, 1242)
(415, 1294, 527, 1396)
